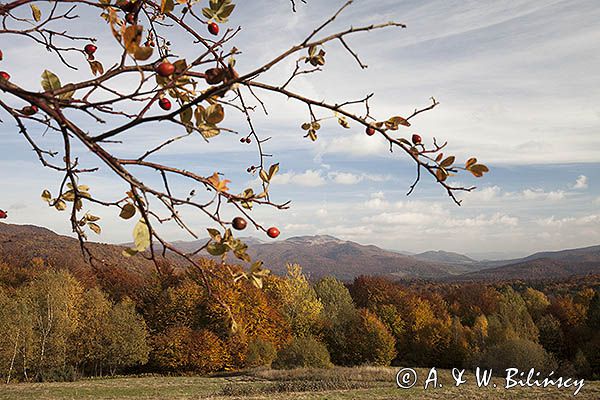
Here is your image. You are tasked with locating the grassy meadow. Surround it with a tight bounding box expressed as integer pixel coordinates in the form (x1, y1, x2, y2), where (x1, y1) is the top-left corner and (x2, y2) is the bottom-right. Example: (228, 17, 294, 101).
(1, 367, 598, 400)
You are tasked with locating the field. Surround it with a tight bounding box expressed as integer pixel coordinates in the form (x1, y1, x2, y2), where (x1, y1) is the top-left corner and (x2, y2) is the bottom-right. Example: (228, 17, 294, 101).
(1, 367, 598, 400)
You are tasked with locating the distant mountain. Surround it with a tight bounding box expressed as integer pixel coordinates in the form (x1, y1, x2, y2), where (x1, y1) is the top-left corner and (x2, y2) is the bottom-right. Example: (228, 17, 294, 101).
(2, 222, 599, 283)
(453, 245, 600, 281)
(170, 234, 481, 281)
(413, 250, 476, 265)
(473, 245, 600, 269)
(455, 259, 600, 281)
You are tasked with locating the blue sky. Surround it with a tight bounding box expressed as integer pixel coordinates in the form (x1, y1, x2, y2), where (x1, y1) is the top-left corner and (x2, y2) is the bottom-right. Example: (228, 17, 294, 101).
(1, 0, 599, 259)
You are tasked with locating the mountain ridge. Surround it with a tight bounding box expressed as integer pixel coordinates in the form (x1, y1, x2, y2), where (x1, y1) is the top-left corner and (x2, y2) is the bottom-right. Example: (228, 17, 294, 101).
(2, 222, 600, 282)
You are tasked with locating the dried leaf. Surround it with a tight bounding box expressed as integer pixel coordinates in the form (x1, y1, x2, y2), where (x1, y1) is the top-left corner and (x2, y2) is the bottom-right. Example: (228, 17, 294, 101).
(119, 203, 136, 219)
(440, 156, 455, 168)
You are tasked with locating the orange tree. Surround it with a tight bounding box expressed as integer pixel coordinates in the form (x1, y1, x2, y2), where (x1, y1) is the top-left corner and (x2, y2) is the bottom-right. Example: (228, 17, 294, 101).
(0, 1, 488, 290)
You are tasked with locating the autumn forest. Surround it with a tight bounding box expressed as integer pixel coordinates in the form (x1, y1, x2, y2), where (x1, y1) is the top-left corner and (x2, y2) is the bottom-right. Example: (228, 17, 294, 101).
(1, 256, 599, 384)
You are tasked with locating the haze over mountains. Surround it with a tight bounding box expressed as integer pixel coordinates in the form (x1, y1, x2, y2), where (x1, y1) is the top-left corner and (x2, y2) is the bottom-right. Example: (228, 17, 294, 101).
(1, 222, 599, 282)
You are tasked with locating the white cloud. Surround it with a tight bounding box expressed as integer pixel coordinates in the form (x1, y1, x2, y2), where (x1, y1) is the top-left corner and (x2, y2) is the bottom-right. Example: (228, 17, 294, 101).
(329, 172, 363, 185)
(364, 191, 389, 209)
(317, 133, 389, 157)
(537, 214, 600, 227)
(519, 189, 566, 201)
(573, 175, 589, 189)
(272, 169, 326, 187)
(328, 171, 392, 185)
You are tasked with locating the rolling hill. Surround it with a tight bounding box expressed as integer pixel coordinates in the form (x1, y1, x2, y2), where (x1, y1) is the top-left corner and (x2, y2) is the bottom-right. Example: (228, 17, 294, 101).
(2, 222, 600, 282)
(0, 222, 185, 280)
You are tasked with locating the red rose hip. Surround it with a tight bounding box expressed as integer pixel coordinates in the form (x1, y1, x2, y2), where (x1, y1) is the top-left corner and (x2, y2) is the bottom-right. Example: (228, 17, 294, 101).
(156, 61, 175, 77)
(267, 227, 280, 238)
(84, 44, 97, 56)
(412, 134, 422, 145)
(158, 98, 171, 110)
(366, 126, 375, 136)
(0, 210, 7, 219)
(0, 71, 10, 80)
(208, 22, 219, 36)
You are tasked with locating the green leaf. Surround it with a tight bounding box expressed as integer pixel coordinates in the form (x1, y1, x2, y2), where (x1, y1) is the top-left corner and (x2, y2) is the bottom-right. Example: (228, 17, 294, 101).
(207, 228, 221, 241)
(122, 248, 139, 257)
(207, 242, 228, 256)
(206, 0, 235, 23)
(201, 7, 214, 19)
(133, 219, 151, 252)
(41, 70, 62, 92)
(119, 203, 136, 220)
(30, 4, 41, 22)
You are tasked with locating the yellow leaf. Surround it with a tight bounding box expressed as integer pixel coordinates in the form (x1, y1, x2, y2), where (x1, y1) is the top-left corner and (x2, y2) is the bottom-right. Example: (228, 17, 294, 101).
(133, 219, 151, 251)
(88, 222, 102, 235)
(30, 4, 41, 22)
(207, 172, 230, 192)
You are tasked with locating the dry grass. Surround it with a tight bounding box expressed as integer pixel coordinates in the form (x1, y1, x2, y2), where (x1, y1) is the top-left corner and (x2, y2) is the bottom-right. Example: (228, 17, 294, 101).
(0, 367, 598, 400)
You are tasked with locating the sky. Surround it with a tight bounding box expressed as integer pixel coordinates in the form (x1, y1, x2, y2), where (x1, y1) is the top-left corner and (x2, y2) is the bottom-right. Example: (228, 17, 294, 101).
(1, 0, 599, 259)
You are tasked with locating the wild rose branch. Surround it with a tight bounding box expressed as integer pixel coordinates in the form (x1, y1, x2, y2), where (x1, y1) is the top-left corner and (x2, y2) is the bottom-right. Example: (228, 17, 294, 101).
(0, 0, 489, 291)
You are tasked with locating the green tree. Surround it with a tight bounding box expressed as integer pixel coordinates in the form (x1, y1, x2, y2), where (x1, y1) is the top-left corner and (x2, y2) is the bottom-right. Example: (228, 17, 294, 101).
(272, 336, 332, 369)
(24, 270, 83, 380)
(487, 286, 538, 345)
(105, 298, 149, 375)
(70, 287, 111, 376)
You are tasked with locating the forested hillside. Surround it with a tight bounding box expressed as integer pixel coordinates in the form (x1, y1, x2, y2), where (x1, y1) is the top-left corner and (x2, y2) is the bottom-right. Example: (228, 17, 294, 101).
(1, 252, 599, 383)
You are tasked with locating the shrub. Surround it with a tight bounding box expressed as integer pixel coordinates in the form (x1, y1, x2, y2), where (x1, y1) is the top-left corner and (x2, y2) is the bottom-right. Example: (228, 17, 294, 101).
(245, 337, 277, 368)
(477, 338, 557, 374)
(272, 336, 332, 369)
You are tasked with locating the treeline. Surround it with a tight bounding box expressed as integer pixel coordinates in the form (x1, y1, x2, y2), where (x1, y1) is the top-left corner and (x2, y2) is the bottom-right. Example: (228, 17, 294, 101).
(0, 259, 599, 382)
